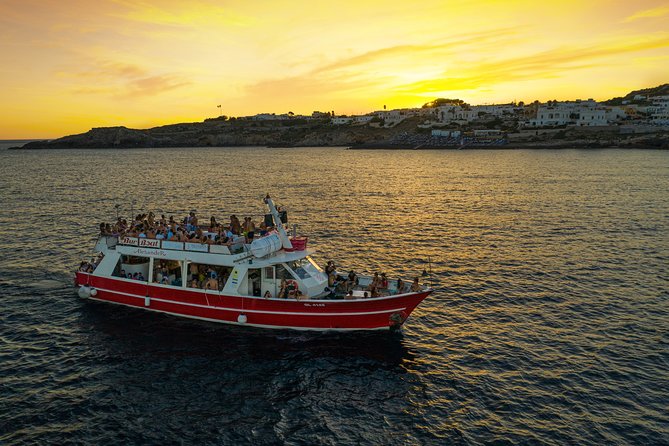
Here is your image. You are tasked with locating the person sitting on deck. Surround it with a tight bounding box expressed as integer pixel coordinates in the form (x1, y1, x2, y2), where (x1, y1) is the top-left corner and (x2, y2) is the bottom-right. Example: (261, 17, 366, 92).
(410, 277, 421, 292)
(345, 290, 355, 300)
(264, 290, 272, 299)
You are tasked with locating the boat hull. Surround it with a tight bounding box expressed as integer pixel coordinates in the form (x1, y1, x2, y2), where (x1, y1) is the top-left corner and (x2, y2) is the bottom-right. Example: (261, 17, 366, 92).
(75, 272, 431, 331)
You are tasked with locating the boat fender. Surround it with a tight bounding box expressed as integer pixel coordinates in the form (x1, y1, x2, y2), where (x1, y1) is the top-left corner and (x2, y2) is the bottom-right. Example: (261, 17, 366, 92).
(144, 296, 150, 307)
(78, 286, 91, 299)
(237, 314, 247, 324)
(90, 288, 98, 297)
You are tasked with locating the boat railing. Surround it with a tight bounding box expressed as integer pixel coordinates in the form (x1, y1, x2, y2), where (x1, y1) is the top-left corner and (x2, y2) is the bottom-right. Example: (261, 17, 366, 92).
(115, 236, 245, 255)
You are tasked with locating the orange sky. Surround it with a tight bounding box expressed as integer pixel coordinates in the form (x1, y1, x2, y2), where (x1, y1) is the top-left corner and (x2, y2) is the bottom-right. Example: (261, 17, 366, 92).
(1, 0, 668, 138)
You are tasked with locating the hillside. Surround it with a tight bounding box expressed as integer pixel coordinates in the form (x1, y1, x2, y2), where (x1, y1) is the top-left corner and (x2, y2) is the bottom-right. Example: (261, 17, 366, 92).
(12, 118, 422, 150)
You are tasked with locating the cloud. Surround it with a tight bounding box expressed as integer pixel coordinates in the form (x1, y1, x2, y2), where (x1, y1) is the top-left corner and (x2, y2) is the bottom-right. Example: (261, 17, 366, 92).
(313, 28, 518, 74)
(65, 60, 189, 97)
(395, 34, 669, 94)
(70, 62, 147, 79)
(623, 5, 669, 23)
(122, 75, 190, 97)
(242, 28, 519, 100)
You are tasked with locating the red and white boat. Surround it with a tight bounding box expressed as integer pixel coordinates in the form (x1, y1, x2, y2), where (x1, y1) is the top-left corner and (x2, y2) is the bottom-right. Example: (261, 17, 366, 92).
(75, 196, 432, 331)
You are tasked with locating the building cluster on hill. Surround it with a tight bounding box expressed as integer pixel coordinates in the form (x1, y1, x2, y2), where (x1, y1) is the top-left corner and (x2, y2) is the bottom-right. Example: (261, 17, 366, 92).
(240, 90, 669, 135)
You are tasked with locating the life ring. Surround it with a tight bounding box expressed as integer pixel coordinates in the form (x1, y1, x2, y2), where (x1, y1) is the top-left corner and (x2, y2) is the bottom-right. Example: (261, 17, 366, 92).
(286, 279, 299, 292)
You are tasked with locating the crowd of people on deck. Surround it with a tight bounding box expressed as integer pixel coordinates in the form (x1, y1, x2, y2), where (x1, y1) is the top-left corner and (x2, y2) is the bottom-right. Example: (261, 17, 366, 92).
(93, 209, 424, 299)
(324, 260, 423, 299)
(99, 209, 279, 248)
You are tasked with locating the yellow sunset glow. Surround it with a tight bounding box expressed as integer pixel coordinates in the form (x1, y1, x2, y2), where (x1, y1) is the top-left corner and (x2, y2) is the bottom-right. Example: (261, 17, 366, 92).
(1, 0, 668, 138)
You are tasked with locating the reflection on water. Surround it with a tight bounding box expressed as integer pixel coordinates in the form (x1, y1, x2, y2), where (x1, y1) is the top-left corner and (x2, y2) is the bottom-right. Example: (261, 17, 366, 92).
(0, 147, 668, 444)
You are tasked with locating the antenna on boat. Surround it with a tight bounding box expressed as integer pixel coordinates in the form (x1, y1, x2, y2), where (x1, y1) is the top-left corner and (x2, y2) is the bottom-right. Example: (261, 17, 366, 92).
(264, 194, 293, 250)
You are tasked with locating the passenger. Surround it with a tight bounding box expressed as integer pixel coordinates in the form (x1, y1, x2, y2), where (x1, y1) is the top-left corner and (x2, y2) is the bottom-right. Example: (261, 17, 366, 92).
(263, 290, 272, 299)
(396, 278, 404, 294)
(120, 269, 126, 278)
(295, 290, 306, 300)
(230, 215, 241, 235)
(205, 276, 218, 290)
(127, 272, 133, 279)
(161, 275, 170, 285)
(189, 262, 198, 282)
(380, 273, 388, 289)
(209, 216, 218, 232)
(346, 271, 359, 292)
(325, 261, 336, 286)
(345, 290, 355, 300)
(286, 280, 297, 299)
(369, 272, 381, 290)
(410, 277, 421, 292)
(371, 287, 380, 298)
(190, 278, 199, 288)
(137, 272, 145, 281)
(363, 291, 369, 299)
(278, 278, 288, 299)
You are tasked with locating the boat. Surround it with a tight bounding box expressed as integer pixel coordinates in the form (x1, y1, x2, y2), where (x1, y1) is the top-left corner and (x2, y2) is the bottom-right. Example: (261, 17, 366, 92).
(74, 196, 432, 331)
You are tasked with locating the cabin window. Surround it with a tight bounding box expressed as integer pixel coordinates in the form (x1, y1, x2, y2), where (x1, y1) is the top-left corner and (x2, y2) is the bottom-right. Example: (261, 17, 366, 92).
(186, 262, 232, 291)
(276, 264, 293, 280)
(286, 259, 311, 279)
(114, 255, 150, 282)
(152, 259, 183, 287)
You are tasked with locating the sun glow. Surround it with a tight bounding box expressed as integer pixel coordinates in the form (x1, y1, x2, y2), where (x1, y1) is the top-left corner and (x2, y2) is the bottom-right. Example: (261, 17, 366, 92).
(0, 0, 668, 138)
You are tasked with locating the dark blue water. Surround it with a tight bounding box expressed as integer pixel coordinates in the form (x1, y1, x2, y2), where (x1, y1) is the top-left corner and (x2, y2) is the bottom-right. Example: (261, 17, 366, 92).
(0, 145, 668, 445)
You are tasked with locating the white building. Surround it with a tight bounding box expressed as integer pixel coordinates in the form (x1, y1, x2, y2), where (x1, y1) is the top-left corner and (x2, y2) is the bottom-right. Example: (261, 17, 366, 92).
(528, 106, 572, 126)
(436, 105, 477, 123)
(331, 117, 353, 125)
(577, 109, 608, 126)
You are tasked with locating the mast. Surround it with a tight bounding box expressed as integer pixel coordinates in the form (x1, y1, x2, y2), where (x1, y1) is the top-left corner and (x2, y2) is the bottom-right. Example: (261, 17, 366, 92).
(264, 195, 293, 250)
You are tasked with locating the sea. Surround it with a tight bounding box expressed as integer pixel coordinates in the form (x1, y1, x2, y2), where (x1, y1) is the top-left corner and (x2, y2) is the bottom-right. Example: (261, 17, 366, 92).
(0, 143, 667, 445)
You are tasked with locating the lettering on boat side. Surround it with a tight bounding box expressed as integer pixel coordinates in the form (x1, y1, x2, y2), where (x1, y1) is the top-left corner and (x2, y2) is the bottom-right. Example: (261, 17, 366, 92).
(138, 239, 160, 248)
(131, 248, 167, 257)
(304, 303, 325, 307)
(121, 237, 139, 246)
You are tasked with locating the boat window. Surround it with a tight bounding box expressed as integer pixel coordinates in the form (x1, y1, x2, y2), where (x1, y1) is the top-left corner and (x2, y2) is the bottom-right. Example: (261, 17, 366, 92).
(276, 264, 293, 280)
(152, 259, 183, 287)
(264, 267, 274, 280)
(287, 259, 311, 280)
(114, 255, 150, 282)
(305, 256, 323, 272)
(186, 262, 232, 291)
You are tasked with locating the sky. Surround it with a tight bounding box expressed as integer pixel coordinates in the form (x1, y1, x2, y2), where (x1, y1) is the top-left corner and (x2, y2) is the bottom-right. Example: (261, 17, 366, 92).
(1, 0, 668, 138)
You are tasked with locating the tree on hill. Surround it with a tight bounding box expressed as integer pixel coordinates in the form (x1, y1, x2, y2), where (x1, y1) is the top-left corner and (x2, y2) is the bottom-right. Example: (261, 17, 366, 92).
(422, 98, 466, 108)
